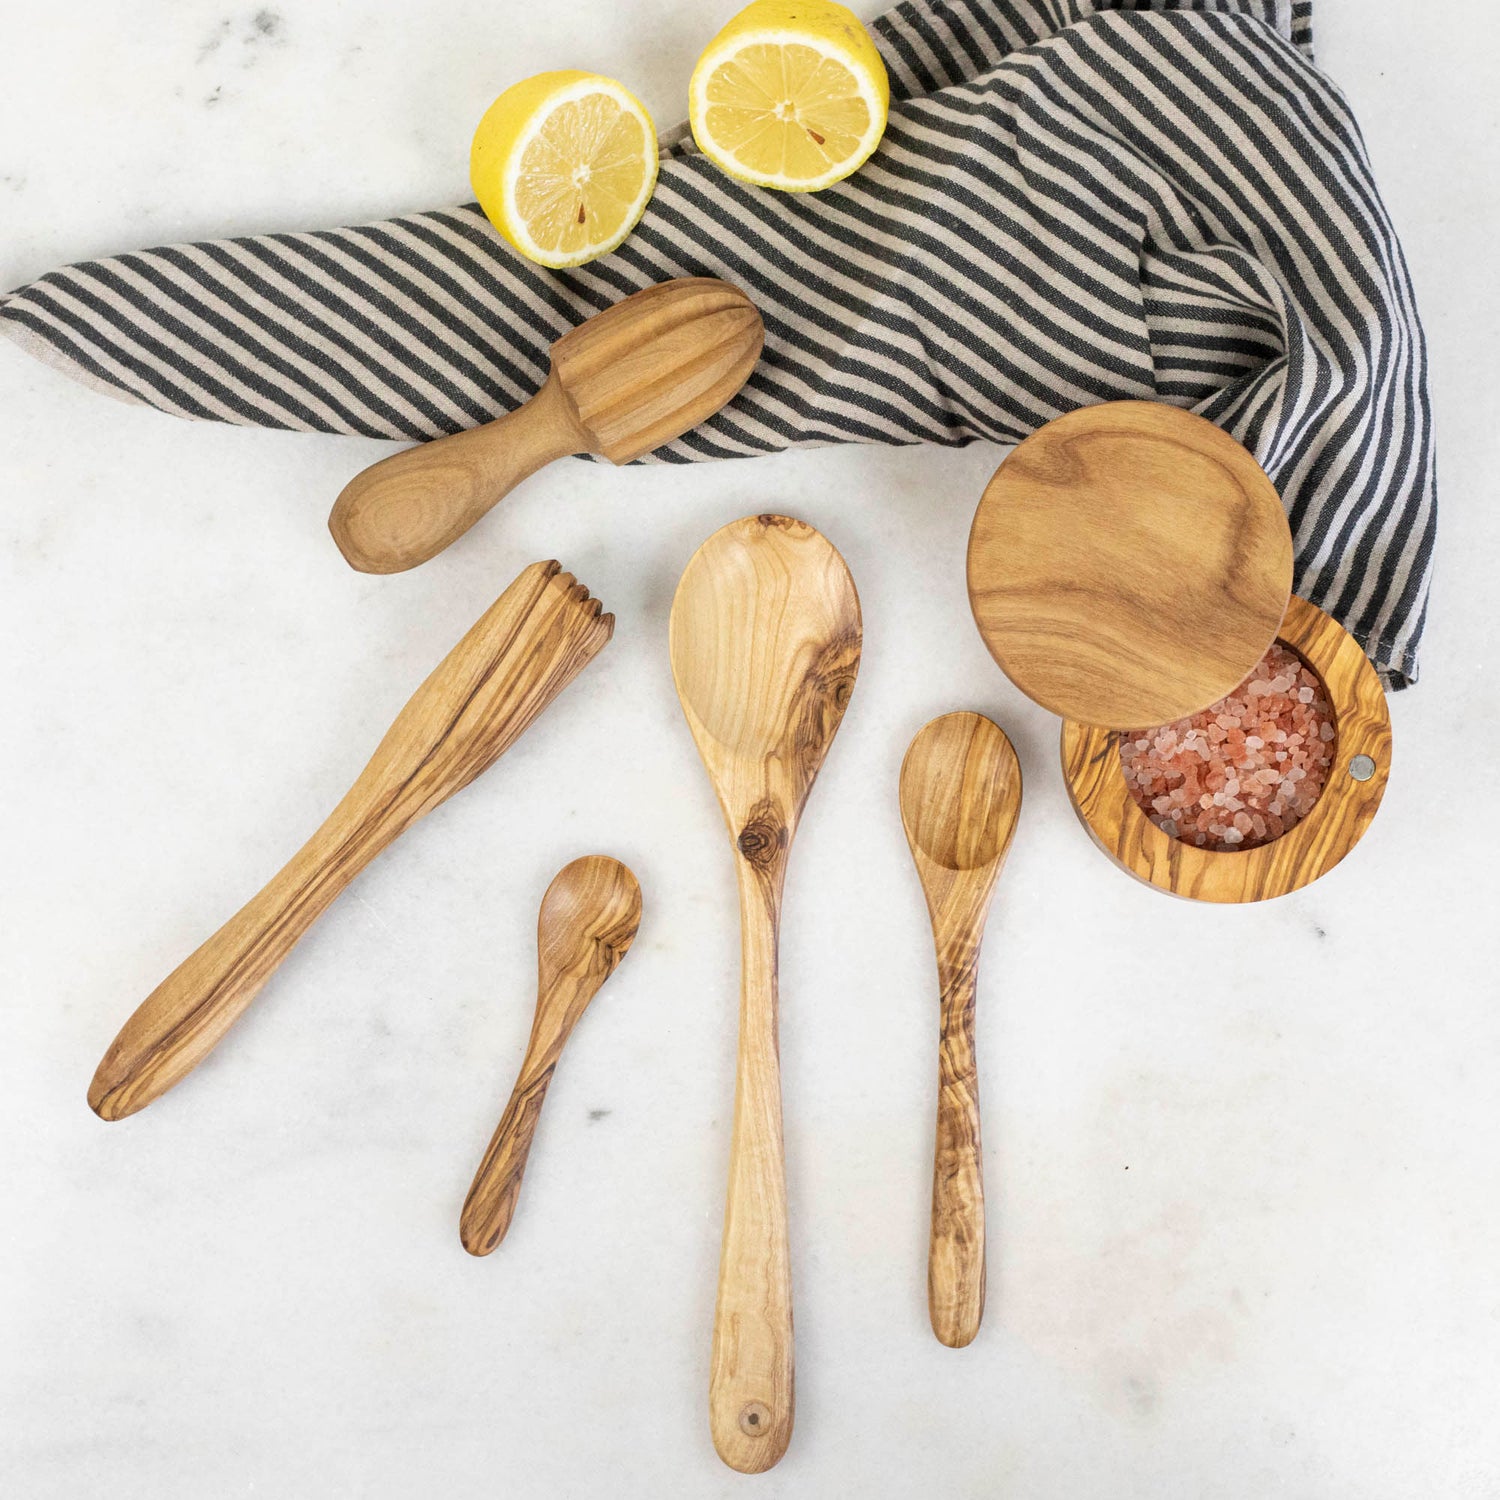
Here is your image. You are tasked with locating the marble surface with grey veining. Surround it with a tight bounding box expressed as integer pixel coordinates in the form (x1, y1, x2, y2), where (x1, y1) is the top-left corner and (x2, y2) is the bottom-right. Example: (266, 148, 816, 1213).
(2, 2, 1498, 1496)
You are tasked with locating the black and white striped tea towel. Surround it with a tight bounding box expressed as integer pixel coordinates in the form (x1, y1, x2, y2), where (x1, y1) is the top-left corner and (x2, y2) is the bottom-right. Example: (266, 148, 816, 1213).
(0, 0, 1434, 686)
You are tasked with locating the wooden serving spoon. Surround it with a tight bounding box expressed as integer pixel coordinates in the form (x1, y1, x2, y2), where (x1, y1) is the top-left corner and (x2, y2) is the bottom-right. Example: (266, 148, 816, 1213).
(899, 712, 1022, 1349)
(460, 855, 642, 1256)
(87, 561, 613, 1122)
(329, 277, 764, 574)
(669, 514, 861, 1473)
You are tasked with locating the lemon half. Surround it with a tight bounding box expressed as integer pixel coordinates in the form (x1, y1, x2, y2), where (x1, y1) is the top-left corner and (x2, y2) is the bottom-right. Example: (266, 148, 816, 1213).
(471, 71, 658, 269)
(690, 0, 889, 192)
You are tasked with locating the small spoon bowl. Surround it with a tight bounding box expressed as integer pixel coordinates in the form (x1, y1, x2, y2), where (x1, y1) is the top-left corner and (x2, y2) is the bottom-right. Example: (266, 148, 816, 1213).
(902, 715, 1018, 875)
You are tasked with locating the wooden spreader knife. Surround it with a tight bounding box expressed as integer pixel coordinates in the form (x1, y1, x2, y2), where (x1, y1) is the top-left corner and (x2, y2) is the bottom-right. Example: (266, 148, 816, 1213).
(87, 560, 613, 1121)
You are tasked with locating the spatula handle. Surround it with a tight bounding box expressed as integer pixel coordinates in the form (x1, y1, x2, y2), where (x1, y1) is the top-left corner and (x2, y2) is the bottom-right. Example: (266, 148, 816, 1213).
(929, 960, 986, 1348)
(86, 798, 399, 1122)
(710, 861, 794, 1473)
(328, 372, 591, 574)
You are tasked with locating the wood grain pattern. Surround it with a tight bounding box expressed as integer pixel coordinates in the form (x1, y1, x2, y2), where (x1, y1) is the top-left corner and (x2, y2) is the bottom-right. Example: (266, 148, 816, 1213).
(87, 561, 614, 1121)
(967, 400, 1295, 728)
(459, 856, 641, 1256)
(329, 277, 763, 574)
(899, 713, 1021, 1349)
(1061, 596, 1392, 903)
(669, 514, 861, 1473)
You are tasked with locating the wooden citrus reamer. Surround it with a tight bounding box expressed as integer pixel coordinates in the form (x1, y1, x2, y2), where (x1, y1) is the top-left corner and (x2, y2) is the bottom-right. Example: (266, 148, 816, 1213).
(460, 855, 642, 1256)
(329, 277, 764, 573)
(900, 712, 1021, 1348)
(88, 561, 613, 1120)
(967, 400, 1391, 901)
(669, 514, 862, 1473)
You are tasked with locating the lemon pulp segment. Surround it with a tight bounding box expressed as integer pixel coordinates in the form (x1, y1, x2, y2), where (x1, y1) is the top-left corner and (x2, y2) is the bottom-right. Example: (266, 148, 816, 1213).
(473, 73, 657, 268)
(700, 39, 872, 183)
(690, 0, 889, 191)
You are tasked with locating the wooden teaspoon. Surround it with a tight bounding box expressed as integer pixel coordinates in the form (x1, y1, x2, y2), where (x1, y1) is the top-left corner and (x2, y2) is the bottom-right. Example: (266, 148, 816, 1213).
(87, 561, 613, 1122)
(460, 855, 642, 1256)
(899, 712, 1022, 1348)
(670, 514, 862, 1473)
(329, 277, 764, 574)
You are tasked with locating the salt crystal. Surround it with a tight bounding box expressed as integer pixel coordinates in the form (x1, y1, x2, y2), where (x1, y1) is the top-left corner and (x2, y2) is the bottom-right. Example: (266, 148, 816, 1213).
(1117, 642, 1334, 853)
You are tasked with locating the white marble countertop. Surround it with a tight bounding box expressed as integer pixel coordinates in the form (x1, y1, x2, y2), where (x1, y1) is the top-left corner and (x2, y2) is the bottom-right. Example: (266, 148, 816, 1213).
(3, 2, 1498, 1495)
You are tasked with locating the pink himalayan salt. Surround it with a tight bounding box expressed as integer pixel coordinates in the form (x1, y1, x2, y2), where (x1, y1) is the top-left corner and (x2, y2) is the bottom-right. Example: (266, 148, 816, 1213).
(1119, 642, 1335, 853)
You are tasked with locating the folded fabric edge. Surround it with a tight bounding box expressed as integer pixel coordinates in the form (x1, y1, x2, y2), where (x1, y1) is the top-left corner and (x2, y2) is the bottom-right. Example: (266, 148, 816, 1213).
(0, 307, 162, 413)
(1371, 637, 1417, 692)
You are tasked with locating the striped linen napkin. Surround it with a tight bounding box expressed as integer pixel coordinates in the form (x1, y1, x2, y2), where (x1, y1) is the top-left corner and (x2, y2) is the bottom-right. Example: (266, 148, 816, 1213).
(0, 0, 1433, 687)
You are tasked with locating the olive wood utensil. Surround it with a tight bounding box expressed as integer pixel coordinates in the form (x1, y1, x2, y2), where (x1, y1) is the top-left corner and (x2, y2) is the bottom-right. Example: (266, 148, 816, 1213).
(460, 855, 642, 1256)
(966, 400, 1293, 729)
(899, 712, 1022, 1349)
(87, 560, 613, 1122)
(329, 277, 764, 574)
(669, 513, 861, 1473)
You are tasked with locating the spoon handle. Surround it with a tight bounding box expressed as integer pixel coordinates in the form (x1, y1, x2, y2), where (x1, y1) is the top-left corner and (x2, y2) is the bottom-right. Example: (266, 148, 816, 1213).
(710, 862, 794, 1473)
(459, 1019, 568, 1257)
(930, 956, 986, 1348)
(328, 372, 591, 574)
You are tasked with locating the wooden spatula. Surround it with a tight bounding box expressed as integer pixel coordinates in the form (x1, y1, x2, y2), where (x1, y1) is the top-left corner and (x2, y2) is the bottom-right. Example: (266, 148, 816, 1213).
(899, 712, 1022, 1348)
(87, 561, 613, 1122)
(460, 855, 642, 1256)
(328, 277, 764, 574)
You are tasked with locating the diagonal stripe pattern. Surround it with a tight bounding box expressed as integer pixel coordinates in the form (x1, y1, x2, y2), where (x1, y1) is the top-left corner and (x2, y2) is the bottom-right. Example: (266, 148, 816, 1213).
(0, 0, 1433, 686)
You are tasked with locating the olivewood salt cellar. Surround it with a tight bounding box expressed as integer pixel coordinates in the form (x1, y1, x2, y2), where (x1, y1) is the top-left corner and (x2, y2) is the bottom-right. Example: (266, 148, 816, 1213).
(965, 401, 1391, 903)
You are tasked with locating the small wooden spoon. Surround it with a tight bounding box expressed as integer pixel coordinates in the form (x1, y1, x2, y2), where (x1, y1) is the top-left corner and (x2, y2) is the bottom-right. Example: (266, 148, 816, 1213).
(670, 514, 861, 1473)
(460, 855, 641, 1256)
(329, 277, 764, 574)
(899, 712, 1022, 1349)
(87, 561, 613, 1122)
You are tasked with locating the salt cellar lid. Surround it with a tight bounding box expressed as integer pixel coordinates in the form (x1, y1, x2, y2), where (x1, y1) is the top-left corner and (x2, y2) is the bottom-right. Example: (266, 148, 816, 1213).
(965, 400, 1295, 730)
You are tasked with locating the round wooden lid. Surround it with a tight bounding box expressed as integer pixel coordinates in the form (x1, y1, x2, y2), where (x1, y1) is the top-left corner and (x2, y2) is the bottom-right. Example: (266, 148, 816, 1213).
(966, 401, 1294, 729)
